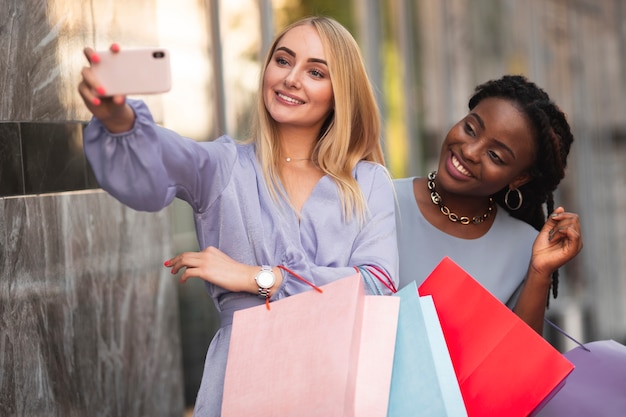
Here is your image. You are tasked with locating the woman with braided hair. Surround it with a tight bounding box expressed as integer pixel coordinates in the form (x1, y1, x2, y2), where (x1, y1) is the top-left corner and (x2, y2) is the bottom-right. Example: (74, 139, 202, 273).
(395, 74, 583, 334)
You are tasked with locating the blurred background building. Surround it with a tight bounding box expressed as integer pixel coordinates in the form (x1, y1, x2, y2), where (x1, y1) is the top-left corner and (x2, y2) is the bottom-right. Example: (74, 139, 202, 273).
(1, 0, 624, 415)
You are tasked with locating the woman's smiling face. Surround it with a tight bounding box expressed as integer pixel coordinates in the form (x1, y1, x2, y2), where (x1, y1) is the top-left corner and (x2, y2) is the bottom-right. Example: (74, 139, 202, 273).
(437, 97, 538, 196)
(263, 24, 334, 135)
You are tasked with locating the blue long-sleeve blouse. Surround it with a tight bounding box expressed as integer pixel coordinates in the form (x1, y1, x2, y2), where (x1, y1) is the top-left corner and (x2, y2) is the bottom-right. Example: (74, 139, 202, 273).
(83, 99, 398, 416)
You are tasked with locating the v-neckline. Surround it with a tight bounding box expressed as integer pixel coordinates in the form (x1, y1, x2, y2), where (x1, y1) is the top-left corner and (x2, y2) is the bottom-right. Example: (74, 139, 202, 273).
(284, 174, 327, 220)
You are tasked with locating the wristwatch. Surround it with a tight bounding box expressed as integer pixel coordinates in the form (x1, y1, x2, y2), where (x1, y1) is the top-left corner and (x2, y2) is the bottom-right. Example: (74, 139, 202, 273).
(254, 265, 276, 298)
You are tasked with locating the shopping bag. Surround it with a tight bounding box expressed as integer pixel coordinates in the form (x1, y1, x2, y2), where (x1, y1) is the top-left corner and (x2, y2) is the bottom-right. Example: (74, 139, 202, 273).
(417, 257, 574, 417)
(221, 273, 400, 417)
(534, 339, 626, 417)
(388, 282, 467, 417)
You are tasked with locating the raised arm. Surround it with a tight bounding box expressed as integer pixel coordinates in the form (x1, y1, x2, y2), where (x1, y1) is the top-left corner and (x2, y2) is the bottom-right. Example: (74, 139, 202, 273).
(514, 207, 583, 333)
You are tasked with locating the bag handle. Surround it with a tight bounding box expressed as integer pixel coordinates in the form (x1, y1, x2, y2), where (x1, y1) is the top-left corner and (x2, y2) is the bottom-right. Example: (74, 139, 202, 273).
(271, 264, 394, 310)
(271, 265, 323, 310)
(355, 265, 397, 295)
(544, 317, 591, 352)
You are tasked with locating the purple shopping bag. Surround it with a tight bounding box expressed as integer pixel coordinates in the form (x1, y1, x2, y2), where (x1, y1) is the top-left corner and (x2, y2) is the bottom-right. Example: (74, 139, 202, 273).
(534, 339, 626, 417)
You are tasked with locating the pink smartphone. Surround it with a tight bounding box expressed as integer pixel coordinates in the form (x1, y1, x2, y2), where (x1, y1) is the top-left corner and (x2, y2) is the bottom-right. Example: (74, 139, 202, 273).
(91, 47, 172, 95)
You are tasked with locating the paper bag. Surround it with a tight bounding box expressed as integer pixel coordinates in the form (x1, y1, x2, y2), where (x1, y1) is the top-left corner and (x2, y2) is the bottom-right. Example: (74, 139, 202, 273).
(418, 257, 574, 417)
(388, 282, 467, 417)
(534, 339, 626, 417)
(221, 273, 399, 417)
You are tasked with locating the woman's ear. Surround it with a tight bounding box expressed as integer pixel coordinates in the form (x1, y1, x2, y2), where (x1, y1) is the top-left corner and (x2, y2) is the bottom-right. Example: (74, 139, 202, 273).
(509, 171, 533, 190)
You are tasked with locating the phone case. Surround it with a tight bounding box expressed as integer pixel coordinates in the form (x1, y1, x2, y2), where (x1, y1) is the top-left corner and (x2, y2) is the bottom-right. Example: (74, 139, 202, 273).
(92, 48, 172, 96)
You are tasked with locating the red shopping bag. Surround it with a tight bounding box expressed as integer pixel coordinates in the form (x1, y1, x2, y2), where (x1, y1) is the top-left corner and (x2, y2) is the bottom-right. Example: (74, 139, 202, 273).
(221, 273, 400, 417)
(418, 257, 574, 417)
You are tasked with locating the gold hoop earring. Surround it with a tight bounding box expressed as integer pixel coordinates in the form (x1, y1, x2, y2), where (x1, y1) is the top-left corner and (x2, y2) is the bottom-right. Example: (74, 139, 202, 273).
(504, 187, 523, 211)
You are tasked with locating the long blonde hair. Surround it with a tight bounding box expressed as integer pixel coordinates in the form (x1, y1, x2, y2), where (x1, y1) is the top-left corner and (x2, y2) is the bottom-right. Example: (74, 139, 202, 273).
(252, 16, 384, 222)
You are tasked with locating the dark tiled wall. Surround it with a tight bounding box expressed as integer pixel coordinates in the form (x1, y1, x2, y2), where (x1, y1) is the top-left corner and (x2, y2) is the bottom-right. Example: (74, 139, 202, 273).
(0, 123, 23, 196)
(0, 122, 98, 197)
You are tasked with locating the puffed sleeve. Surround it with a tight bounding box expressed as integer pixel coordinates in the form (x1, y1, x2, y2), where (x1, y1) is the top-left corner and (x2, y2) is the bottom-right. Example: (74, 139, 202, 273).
(83, 99, 237, 213)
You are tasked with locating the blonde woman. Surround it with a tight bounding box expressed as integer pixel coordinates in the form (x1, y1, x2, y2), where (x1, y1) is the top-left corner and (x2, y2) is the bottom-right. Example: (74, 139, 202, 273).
(79, 16, 397, 416)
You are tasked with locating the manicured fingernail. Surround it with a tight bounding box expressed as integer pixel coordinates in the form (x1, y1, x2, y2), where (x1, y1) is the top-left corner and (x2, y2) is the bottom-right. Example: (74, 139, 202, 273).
(111, 43, 120, 52)
(92, 97, 101, 106)
(96, 86, 106, 96)
(91, 53, 100, 64)
(164, 260, 170, 267)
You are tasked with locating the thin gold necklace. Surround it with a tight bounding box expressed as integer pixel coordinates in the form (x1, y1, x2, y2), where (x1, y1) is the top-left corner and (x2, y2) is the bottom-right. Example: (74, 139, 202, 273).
(284, 157, 311, 162)
(427, 171, 494, 225)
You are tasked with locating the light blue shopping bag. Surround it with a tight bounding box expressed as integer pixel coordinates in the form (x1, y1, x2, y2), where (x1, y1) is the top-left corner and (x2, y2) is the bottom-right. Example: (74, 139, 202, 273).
(387, 282, 467, 417)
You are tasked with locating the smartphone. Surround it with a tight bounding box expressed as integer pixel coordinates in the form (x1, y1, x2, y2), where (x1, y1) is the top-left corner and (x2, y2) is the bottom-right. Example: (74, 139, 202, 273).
(91, 47, 172, 96)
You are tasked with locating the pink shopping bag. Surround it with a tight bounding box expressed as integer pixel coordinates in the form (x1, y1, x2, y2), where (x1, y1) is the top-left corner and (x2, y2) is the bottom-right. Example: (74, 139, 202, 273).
(221, 273, 400, 417)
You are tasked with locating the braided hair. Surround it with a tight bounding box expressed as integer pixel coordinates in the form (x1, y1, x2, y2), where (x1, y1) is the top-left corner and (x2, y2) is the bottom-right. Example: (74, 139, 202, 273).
(468, 75, 574, 302)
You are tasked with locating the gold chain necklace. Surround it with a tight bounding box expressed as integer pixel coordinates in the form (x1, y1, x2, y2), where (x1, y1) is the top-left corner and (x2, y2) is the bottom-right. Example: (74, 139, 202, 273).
(427, 171, 494, 225)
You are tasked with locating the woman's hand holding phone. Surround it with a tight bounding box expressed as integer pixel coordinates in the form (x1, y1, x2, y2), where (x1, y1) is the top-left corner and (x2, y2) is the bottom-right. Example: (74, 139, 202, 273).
(79, 45, 135, 133)
(79, 43, 172, 133)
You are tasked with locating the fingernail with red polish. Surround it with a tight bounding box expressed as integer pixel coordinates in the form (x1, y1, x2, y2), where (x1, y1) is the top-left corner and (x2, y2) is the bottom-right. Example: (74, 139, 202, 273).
(111, 43, 120, 52)
(92, 97, 101, 106)
(164, 260, 170, 267)
(96, 86, 106, 96)
(91, 54, 100, 64)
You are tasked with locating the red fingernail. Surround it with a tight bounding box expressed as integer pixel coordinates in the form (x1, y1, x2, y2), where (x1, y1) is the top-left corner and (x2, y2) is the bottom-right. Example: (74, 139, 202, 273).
(96, 86, 106, 96)
(111, 43, 120, 53)
(92, 97, 101, 106)
(164, 260, 170, 267)
(91, 54, 100, 64)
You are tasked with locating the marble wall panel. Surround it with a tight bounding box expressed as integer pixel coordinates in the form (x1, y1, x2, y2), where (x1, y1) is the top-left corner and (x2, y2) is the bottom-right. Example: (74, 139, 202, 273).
(0, 0, 89, 122)
(0, 0, 164, 123)
(0, 191, 184, 417)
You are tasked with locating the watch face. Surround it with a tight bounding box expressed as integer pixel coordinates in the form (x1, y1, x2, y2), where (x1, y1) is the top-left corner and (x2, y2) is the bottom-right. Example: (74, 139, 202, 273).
(256, 270, 275, 288)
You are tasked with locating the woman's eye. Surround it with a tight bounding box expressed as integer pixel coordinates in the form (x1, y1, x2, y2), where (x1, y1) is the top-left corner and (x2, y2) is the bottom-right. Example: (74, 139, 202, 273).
(463, 122, 476, 137)
(276, 57, 289, 66)
(310, 69, 325, 78)
(488, 150, 503, 163)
